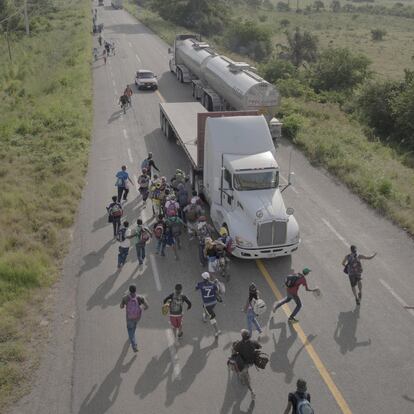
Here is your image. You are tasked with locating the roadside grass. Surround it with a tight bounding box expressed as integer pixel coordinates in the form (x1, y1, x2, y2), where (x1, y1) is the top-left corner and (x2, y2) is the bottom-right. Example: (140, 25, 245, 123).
(0, 0, 91, 410)
(126, 1, 414, 234)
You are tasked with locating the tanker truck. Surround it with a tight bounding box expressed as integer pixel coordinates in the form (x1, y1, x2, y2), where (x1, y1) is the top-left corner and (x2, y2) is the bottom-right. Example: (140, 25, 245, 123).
(168, 34, 282, 140)
(159, 102, 300, 259)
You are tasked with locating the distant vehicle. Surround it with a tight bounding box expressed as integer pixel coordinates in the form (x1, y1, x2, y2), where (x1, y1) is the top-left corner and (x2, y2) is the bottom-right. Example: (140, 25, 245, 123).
(168, 34, 282, 140)
(159, 102, 299, 259)
(135, 70, 158, 90)
(111, 0, 123, 9)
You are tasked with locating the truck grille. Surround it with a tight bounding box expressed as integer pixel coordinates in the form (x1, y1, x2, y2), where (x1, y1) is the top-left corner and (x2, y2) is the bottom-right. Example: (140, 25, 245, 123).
(257, 220, 287, 246)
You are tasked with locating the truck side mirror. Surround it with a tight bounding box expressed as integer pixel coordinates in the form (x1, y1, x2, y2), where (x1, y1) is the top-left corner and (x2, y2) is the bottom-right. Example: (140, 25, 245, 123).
(286, 207, 294, 216)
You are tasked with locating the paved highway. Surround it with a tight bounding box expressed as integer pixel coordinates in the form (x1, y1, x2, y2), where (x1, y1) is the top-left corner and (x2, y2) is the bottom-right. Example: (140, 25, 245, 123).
(12, 2, 414, 414)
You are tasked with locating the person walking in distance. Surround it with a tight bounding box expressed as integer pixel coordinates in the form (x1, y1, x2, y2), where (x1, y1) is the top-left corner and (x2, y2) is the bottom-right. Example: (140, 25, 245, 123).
(342, 245, 376, 306)
(115, 165, 133, 203)
(283, 378, 313, 414)
(231, 329, 262, 401)
(141, 152, 160, 178)
(273, 268, 318, 323)
(244, 283, 263, 339)
(107, 195, 123, 238)
(117, 221, 132, 269)
(102, 48, 107, 64)
(163, 284, 192, 339)
(137, 169, 150, 206)
(195, 272, 221, 337)
(124, 84, 133, 106)
(133, 219, 152, 265)
(120, 284, 148, 352)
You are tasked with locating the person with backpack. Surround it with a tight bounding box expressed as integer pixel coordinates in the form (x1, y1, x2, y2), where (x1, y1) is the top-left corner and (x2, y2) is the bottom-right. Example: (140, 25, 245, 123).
(140, 152, 160, 178)
(183, 199, 203, 239)
(176, 183, 189, 222)
(283, 378, 313, 414)
(195, 272, 222, 337)
(164, 194, 180, 218)
(117, 221, 132, 269)
(120, 284, 149, 353)
(197, 217, 214, 266)
(115, 165, 133, 203)
(272, 268, 318, 323)
(170, 169, 187, 190)
(137, 169, 150, 206)
(243, 283, 263, 339)
(153, 214, 166, 254)
(342, 245, 376, 306)
(165, 215, 185, 250)
(230, 329, 262, 401)
(107, 195, 123, 237)
(133, 219, 152, 265)
(163, 284, 192, 339)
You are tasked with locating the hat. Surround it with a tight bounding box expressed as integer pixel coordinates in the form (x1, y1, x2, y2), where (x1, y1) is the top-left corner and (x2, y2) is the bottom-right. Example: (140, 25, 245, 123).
(302, 268, 311, 275)
(219, 227, 228, 236)
(201, 272, 210, 280)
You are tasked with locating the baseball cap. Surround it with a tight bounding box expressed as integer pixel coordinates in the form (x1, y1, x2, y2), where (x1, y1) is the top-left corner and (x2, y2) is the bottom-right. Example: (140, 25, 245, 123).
(302, 268, 311, 275)
(201, 272, 210, 280)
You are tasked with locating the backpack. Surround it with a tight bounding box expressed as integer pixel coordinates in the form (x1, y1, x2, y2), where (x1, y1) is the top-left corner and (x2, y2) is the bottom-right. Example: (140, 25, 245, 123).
(177, 189, 189, 207)
(115, 176, 125, 187)
(347, 254, 363, 275)
(254, 351, 269, 370)
(186, 205, 198, 222)
(136, 227, 150, 243)
(166, 202, 178, 217)
(169, 293, 184, 314)
(285, 275, 300, 288)
(253, 299, 267, 315)
(197, 223, 211, 242)
(141, 159, 150, 171)
(126, 295, 142, 321)
(154, 223, 164, 239)
(117, 227, 127, 242)
(169, 219, 181, 237)
(138, 175, 149, 188)
(110, 203, 122, 218)
(295, 393, 314, 414)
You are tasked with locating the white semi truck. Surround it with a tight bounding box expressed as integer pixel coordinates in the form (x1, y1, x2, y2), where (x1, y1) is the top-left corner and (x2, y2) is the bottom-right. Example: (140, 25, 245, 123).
(159, 102, 299, 259)
(168, 34, 282, 139)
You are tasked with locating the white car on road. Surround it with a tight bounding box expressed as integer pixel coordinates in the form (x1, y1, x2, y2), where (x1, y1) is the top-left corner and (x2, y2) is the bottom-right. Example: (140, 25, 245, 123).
(135, 70, 158, 90)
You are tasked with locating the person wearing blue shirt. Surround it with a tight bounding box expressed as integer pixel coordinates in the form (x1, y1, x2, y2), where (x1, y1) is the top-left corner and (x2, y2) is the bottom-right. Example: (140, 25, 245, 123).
(195, 272, 221, 337)
(115, 165, 133, 202)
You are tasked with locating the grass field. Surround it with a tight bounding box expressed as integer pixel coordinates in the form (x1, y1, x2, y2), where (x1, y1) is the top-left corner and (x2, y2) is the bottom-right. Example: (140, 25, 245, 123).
(127, 1, 414, 234)
(0, 0, 91, 410)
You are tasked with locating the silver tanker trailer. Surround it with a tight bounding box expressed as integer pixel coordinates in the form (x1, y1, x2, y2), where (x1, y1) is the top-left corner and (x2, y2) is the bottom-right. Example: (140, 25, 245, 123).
(168, 34, 282, 140)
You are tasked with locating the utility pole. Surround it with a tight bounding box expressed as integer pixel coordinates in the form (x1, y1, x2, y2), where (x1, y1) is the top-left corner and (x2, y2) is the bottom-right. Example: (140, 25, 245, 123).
(24, 0, 30, 36)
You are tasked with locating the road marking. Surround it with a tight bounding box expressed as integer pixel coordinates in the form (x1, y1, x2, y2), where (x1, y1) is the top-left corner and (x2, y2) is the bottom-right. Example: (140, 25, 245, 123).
(379, 279, 414, 317)
(112, 80, 116, 87)
(256, 259, 353, 414)
(156, 90, 166, 103)
(165, 329, 182, 380)
(149, 255, 162, 292)
(127, 148, 133, 163)
(113, 88, 117, 96)
(122, 128, 128, 140)
(321, 218, 350, 248)
(128, 41, 132, 47)
(135, 54, 141, 64)
(280, 174, 298, 194)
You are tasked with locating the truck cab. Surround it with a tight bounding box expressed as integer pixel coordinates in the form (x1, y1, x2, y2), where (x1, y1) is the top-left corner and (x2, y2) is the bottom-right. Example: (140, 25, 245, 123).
(202, 115, 299, 259)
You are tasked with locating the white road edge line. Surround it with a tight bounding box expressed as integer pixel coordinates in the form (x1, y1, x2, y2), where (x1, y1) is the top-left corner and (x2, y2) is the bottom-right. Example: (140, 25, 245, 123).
(122, 128, 128, 140)
(321, 218, 350, 248)
(165, 329, 182, 380)
(135, 54, 141, 64)
(127, 148, 134, 163)
(112, 80, 116, 87)
(379, 279, 414, 317)
(128, 41, 132, 47)
(149, 255, 162, 292)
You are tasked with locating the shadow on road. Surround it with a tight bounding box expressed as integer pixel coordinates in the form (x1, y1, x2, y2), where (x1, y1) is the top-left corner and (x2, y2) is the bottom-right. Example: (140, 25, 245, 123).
(269, 320, 315, 384)
(108, 109, 125, 124)
(403, 394, 414, 403)
(77, 239, 114, 277)
(333, 306, 371, 354)
(78, 341, 136, 414)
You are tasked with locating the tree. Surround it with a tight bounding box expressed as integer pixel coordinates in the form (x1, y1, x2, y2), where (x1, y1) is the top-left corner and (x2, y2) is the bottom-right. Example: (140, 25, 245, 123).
(279, 27, 319, 67)
(276, 1, 291, 11)
(311, 47, 371, 92)
(331, 0, 341, 12)
(371, 29, 387, 41)
(280, 18, 291, 27)
(313, 0, 325, 11)
(259, 58, 296, 83)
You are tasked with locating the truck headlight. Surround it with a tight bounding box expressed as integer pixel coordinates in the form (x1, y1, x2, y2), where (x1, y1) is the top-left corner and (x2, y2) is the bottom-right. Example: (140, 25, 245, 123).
(235, 236, 253, 248)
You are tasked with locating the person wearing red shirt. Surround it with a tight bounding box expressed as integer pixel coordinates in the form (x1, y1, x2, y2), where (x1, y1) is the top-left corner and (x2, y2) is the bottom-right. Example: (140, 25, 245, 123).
(272, 268, 318, 323)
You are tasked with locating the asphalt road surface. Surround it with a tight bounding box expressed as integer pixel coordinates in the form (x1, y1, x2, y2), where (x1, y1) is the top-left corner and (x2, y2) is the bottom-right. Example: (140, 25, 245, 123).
(12, 2, 414, 414)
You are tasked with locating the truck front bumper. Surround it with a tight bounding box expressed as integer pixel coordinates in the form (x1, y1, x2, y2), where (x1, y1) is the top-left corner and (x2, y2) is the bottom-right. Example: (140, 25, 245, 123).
(232, 241, 300, 259)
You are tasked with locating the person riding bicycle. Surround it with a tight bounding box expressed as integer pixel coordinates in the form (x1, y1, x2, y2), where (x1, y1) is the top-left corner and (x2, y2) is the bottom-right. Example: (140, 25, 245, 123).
(119, 94, 128, 113)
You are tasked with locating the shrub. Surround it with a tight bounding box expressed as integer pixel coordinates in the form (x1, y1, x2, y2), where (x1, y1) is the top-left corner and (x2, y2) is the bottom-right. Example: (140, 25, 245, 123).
(259, 59, 296, 83)
(277, 78, 316, 99)
(371, 28, 386, 41)
(277, 1, 291, 11)
(280, 18, 290, 28)
(282, 113, 305, 140)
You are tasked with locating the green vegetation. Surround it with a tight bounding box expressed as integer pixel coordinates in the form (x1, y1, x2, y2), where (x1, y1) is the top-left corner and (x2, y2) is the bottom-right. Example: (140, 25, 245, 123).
(129, 0, 414, 234)
(0, 0, 91, 409)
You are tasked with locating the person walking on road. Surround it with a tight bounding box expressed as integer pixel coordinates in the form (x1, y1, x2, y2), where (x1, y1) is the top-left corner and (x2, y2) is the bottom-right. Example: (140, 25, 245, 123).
(124, 84, 133, 106)
(107, 195, 123, 238)
(120, 284, 148, 353)
(141, 152, 160, 178)
(231, 329, 262, 401)
(115, 165, 133, 203)
(272, 268, 318, 323)
(138, 169, 150, 206)
(283, 378, 313, 414)
(342, 245, 376, 306)
(117, 221, 132, 269)
(163, 284, 192, 339)
(244, 283, 263, 338)
(195, 272, 221, 337)
(133, 219, 152, 265)
(102, 48, 107, 64)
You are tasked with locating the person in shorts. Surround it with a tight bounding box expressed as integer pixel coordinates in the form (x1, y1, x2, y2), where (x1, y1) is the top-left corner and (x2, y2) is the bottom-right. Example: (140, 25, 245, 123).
(163, 284, 192, 339)
(342, 245, 376, 305)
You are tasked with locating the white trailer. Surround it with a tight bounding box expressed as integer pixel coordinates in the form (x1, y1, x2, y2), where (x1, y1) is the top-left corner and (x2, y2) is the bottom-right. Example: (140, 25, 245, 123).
(159, 102, 299, 259)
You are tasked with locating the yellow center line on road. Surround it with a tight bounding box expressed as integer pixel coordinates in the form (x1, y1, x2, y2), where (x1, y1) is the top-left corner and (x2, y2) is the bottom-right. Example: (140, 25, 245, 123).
(156, 90, 166, 103)
(256, 259, 353, 414)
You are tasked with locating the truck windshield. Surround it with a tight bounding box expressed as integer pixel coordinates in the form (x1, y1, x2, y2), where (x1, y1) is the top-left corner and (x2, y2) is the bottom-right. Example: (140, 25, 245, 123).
(233, 170, 279, 191)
